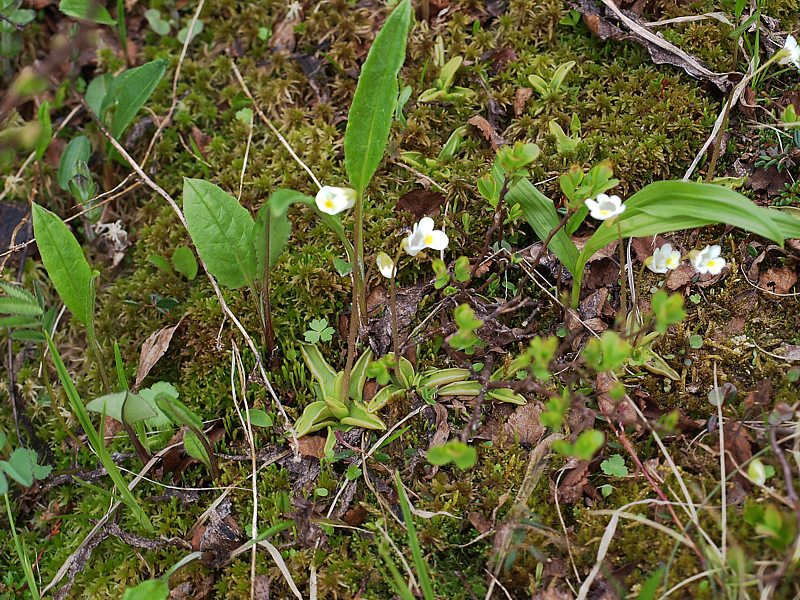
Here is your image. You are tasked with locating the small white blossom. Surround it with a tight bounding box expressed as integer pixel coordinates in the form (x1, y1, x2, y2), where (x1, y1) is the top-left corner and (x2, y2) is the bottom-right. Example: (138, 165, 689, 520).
(376, 252, 396, 278)
(748, 458, 767, 487)
(689, 245, 726, 276)
(644, 243, 681, 274)
(778, 34, 800, 70)
(585, 194, 625, 221)
(315, 186, 356, 215)
(401, 217, 449, 257)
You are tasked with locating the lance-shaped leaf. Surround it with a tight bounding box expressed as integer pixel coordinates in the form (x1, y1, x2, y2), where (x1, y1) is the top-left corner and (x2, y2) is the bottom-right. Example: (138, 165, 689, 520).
(183, 178, 257, 288)
(569, 180, 800, 306)
(344, 0, 413, 194)
(32, 204, 96, 328)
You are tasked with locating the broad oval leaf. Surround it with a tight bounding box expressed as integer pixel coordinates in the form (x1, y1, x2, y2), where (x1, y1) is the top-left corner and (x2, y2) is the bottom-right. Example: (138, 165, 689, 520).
(171, 246, 198, 280)
(59, 0, 116, 25)
(32, 204, 95, 328)
(183, 178, 257, 288)
(344, 0, 412, 194)
(183, 430, 212, 471)
(86, 391, 158, 424)
(101, 59, 168, 141)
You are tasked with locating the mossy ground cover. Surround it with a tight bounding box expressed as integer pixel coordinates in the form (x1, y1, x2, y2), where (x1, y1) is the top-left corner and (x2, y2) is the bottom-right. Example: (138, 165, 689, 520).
(1, 0, 799, 598)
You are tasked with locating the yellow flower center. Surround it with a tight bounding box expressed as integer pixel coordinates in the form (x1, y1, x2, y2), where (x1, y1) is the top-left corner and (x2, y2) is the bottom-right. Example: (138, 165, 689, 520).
(424, 234, 434, 245)
(324, 199, 335, 209)
(706, 259, 717, 268)
(599, 209, 610, 217)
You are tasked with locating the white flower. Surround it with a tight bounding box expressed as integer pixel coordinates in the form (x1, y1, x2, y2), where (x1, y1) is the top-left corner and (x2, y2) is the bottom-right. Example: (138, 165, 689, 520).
(778, 34, 800, 70)
(585, 194, 625, 221)
(376, 252, 396, 278)
(315, 186, 356, 215)
(401, 217, 449, 257)
(689, 245, 726, 276)
(644, 243, 681, 274)
(748, 458, 767, 487)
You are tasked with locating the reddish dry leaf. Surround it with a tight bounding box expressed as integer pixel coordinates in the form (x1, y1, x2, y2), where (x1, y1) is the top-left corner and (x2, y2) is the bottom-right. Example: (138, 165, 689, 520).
(429, 404, 450, 449)
(554, 460, 590, 504)
(500, 401, 544, 445)
(743, 379, 772, 419)
(135, 321, 182, 389)
(297, 435, 326, 459)
(468, 511, 492, 534)
(722, 421, 753, 487)
(596, 373, 640, 429)
(758, 267, 798, 295)
(514, 88, 532, 116)
(468, 115, 505, 149)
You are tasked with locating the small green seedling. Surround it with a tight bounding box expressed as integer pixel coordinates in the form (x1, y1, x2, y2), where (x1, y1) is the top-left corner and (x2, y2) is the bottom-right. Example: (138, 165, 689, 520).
(304, 318, 335, 344)
(427, 440, 477, 470)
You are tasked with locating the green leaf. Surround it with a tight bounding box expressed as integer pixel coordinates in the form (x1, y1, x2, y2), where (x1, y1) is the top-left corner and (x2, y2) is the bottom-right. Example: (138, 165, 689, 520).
(171, 246, 198, 280)
(0, 297, 42, 317)
(143, 8, 170, 35)
(86, 392, 158, 424)
(0, 449, 35, 486)
(635, 567, 664, 600)
(507, 178, 579, 273)
(0, 282, 37, 305)
(300, 344, 337, 398)
(340, 402, 386, 430)
(59, 0, 116, 25)
(100, 59, 167, 142)
(137, 382, 176, 429)
(0, 472, 7, 495)
(349, 349, 373, 402)
(600, 454, 628, 478)
(56, 135, 91, 191)
(183, 429, 212, 471)
(177, 19, 204, 44)
(247, 409, 273, 428)
(147, 254, 173, 274)
(32, 204, 96, 328)
(570, 180, 800, 306)
(253, 189, 314, 278)
(294, 401, 335, 437)
(44, 330, 152, 530)
(154, 392, 203, 430)
(573, 430, 604, 460)
(0, 431, 5, 449)
(85, 73, 113, 118)
(122, 578, 169, 600)
(183, 178, 257, 289)
(344, 0, 413, 193)
(35, 101, 52, 161)
(427, 440, 477, 470)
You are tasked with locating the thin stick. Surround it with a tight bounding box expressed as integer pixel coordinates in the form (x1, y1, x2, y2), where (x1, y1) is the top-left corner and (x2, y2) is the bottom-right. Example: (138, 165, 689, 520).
(141, 0, 206, 166)
(231, 60, 323, 190)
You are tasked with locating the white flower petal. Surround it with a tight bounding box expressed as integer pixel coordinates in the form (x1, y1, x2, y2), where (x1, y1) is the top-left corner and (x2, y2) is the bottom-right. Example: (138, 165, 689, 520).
(424, 229, 449, 251)
(376, 252, 396, 278)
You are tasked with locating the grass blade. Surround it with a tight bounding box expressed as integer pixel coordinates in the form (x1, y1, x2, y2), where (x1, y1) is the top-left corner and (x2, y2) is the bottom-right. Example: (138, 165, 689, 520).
(394, 471, 435, 600)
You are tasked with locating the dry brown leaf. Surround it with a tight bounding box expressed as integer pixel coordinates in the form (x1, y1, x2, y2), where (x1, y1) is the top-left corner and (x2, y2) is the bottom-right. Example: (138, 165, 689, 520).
(468, 115, 505, 149)
(596, 373, 640, 428)
(722, 421, 752, 487)
(554, 460, 590, 504)
(297, 435, 326, 459)
(500, 401, 544, 445)
(743, 379, 772, 419)
(468, 511, 492, 534)
(135, 321, 182, 389)
(514, 88, 533, 116)
(429, 404, 451, 449)
(758, 267, 798, 295)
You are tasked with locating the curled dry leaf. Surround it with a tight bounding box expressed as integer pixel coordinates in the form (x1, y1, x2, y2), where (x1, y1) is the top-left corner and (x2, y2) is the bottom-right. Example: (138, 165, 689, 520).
(135, 320, 183, 389)
(467, 115, 505, 149)
(514, 87, 533, 116)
